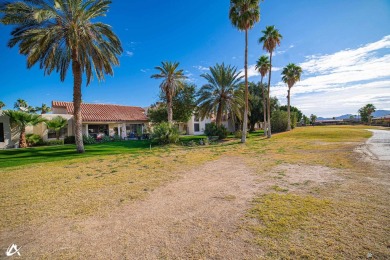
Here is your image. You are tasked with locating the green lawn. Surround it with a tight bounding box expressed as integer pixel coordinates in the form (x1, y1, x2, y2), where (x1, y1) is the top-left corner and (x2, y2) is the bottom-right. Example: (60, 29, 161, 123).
(0, 140, 151, 168)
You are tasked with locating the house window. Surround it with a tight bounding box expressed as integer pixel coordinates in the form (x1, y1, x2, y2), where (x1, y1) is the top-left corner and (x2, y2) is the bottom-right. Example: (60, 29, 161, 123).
(194, 123, 200, 132)
(48, 127, 67, 139)
(0, 123, 4, 142)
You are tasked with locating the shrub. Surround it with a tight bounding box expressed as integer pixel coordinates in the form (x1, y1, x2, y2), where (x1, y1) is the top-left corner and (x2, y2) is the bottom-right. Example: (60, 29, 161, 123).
(204, 123, 228, 140)
(43, 139, 64, 146)
(152, 122, 179, 144)
(64, 136, 75, 144)
(234, 130, 248, 139)
(26, 134, 43, 146)
(83, 135, 96, 145)
(271, 110, 288, 133)
(291, 111, 298, 129)
(101, 135, 111, 143)
(112, 134, 122, 142)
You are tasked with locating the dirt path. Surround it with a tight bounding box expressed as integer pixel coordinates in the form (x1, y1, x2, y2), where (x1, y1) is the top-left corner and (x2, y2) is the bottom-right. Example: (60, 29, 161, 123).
(6, 157, 263, 259)
(365, 129, 390, 161)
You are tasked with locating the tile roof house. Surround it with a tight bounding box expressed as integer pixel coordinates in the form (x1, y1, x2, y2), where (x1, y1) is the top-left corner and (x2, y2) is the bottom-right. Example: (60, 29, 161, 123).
(0, 101, 150, 148)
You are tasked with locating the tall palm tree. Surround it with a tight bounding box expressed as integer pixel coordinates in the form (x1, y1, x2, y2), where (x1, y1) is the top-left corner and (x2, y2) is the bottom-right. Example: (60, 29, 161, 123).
(3, 110, 45, 148)
(255, 55, 270, 136)
(281, 63, 302, 131)
(197, 63, 244, 126)
(151, 61, 187, 124)
(259, 25, 282, 138)
(1, 0, 123, 153)
(35, 103, 51, 114)
(229, 0, 260, 143)
(0, 101, 5, 110)
(14, 99, 28, 111)
(46, 116, 68, 140)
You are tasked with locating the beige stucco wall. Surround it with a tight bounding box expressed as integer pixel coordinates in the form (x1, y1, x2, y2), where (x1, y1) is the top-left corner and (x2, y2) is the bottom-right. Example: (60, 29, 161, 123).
(187, 115, 212, 135)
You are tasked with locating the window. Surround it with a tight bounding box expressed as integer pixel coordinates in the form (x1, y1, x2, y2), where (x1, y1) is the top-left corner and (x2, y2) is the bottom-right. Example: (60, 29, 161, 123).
(194, 114, 199, 122)
(0, 123, 4, 142)
(48, 127, 67, 139)
(194, 123, 200, 132)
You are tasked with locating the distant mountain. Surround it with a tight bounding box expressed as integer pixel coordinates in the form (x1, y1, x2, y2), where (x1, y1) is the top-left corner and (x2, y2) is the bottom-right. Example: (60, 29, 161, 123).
(318, 110, 390, 120)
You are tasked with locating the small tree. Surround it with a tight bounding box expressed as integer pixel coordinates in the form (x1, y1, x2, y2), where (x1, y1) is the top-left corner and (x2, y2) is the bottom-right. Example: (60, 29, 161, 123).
(46, 116, 68, 140)
(3, 110, 45, 148)
(358, 104, 376, 125)
(310, 114, 317, 125)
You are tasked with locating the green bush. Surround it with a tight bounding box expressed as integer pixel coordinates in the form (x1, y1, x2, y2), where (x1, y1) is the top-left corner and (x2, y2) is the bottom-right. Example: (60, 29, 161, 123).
(291, 111, 297, 129)
(112, 134, 122, 142)
(64, 136, 75, 144)
(83, 135, 96, 145)
(204, 123, 228, 140)
(101, 135, 111, 143)
(271, 110, 288, 133)
(152, 122, 179, 144)
(234, 130, 249, 139)
(43, 139, 64, 146)
(26, 134, 43, 146)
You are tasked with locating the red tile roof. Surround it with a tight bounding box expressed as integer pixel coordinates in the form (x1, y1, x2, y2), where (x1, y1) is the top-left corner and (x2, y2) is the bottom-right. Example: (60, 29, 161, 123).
(52, 101, 148, 122)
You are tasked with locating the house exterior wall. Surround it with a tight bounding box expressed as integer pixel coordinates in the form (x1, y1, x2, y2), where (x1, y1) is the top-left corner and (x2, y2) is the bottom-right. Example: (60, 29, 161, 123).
(187, 115, 212, 135)
(0, 114, 15, 149)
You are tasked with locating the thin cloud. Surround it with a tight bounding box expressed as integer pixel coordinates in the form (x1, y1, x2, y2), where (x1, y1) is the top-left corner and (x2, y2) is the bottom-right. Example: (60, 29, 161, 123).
(271, 35, 390, 117)
(193, 65, 209, 71)
(125, 51, 134, 57)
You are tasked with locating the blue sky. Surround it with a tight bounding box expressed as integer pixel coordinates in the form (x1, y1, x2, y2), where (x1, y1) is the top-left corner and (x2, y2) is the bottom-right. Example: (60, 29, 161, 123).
(1, 0, 389, 117)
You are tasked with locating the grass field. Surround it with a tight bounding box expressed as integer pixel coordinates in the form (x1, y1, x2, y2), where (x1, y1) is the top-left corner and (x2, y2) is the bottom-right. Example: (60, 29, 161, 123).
(1, 125, 389, 259)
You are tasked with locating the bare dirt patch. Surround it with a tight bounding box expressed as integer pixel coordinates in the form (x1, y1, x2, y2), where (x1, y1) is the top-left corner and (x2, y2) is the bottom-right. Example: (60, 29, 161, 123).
(1, 157, 264, 259)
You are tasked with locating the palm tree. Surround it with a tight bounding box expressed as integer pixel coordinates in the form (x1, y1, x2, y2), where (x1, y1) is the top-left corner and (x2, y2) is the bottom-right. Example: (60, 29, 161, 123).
(1, 0, 123, 153)
(197, 63, 244, 126)
(229, 0, 260, 143)
(35, 103, 51, 114)
(151, 61, 187, 123)
(255, 55, 270, 136)
(281, 63, 302, 131)
(14, 99, 28, 111)
(259, 25, 282, 138)
(0, 101, 5, 110)
(3, 110, 45, 148)
(46, 116, 68, 140)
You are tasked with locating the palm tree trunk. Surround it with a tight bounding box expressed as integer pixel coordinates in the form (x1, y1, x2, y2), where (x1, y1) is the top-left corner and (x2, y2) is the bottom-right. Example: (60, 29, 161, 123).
(72, 49, 85, 153)
(56, 130, 60, 140)
(19, 126, 27, 148)
(216, 102, 223, 127)
(267, 52, 273, 138)
(167, 93, 173, 124)
(242, 29, 248, 143)
(261, 76, 267, 136)
(287, 87, 291, 131)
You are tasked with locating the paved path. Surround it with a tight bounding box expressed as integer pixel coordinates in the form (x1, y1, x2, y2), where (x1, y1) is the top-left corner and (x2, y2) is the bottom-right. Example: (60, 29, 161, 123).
(366, 129, 390, 161)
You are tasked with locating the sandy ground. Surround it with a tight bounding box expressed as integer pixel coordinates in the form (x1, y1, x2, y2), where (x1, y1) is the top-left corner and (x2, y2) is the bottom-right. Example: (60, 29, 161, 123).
(365, 129, 390, 161)
(1, 157, 265, 259)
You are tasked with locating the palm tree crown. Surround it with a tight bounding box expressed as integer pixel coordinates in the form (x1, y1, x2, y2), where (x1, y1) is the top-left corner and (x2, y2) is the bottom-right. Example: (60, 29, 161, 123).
(0, 101, 5, 109)
(259, 25, 283, 54)
(46, 116, 68, 140)
(1, 0, 122, 85)
(151, 61, 187, 123)
(229, 0, 260, 31)
(197, 63, 244, 126)
(281, 63, 302, 89)
(255, 55, 270, 78)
